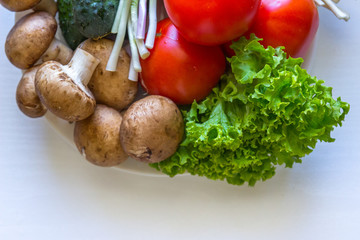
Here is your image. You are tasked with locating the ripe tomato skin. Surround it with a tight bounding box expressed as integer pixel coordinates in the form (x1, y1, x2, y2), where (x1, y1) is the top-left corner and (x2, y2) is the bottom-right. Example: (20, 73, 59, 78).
(163, 0, 261, 46)
(140, 18, 226, 105)
(224, 0, 319, 58)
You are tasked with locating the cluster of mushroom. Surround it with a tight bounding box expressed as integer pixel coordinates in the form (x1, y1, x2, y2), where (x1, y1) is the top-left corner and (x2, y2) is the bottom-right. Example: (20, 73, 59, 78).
(3, 3, 185, 167)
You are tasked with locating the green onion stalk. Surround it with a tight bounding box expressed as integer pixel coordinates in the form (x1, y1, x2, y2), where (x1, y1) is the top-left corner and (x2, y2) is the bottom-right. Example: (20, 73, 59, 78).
(106, 0, 158, 81)
(106, 0, 131, 72)
(314, 0, 350, 21)
(130, 0, 150, 59)
(145, 0, 157, 49)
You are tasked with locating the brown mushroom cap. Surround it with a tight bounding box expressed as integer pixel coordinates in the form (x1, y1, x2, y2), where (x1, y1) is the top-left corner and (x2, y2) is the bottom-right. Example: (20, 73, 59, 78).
(35, 60, 97, 122)
(5, 11, 57, 69)
(74, 104, 128, 167)
(120, 95, 184, 163)
(0, 0, 41, 11)
(16, 65, 47, 118)
(79, 39, 138, 111)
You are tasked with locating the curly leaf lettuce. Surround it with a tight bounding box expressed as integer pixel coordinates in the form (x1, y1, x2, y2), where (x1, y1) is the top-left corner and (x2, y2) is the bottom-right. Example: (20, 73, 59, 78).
(151, 35, 350, 186)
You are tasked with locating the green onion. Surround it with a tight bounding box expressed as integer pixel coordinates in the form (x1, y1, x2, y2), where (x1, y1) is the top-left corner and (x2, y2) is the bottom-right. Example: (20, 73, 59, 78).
(106, 0, 131, 72)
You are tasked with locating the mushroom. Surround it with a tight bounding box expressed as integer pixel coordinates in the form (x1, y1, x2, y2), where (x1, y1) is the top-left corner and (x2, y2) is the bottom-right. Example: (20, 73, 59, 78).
(35, 48, 100, 122)
(0, 0, 57, 16)
(16, 65, 47, 118)
(74, 104, 129, 167)
(120, 95, 184, 163)
(5, 11, 73, 70)
(79, 38, 138, 111)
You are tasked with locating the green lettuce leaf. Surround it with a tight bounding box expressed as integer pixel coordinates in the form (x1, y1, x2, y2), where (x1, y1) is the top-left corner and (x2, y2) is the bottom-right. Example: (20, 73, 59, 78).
(150, 35, 350, 186)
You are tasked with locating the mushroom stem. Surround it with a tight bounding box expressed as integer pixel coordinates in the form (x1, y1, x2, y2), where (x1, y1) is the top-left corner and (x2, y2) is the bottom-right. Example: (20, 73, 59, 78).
(41, 39, 73, 65)
(32, 0, 57, 16)
(64, 49, 100, 86)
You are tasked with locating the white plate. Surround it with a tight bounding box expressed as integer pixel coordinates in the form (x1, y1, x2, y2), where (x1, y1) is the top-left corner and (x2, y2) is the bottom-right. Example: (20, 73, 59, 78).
(15, 11, 318, 177)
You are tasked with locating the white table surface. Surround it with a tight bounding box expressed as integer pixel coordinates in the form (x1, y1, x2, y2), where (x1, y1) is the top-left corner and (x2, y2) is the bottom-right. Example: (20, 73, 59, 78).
(1, 2, 359, 240)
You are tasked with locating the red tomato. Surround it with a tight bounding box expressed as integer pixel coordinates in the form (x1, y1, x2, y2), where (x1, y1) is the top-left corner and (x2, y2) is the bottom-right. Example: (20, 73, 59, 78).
(140, 18, 226, 105)
(163, 0, 261, 46)
(224, 0, 319, 58)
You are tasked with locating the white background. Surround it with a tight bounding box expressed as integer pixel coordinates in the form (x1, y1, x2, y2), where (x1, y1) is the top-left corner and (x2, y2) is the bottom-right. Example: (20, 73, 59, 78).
(1, 1, 359, 240)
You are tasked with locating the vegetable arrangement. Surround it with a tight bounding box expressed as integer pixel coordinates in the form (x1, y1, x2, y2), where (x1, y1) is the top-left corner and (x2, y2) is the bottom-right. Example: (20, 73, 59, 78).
(0, 0, 351, 186)
(152, 35, 349, 185)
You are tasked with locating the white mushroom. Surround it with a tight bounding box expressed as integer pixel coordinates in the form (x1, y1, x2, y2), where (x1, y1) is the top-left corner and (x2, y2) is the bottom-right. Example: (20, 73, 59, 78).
(35, 48, 100, 122)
